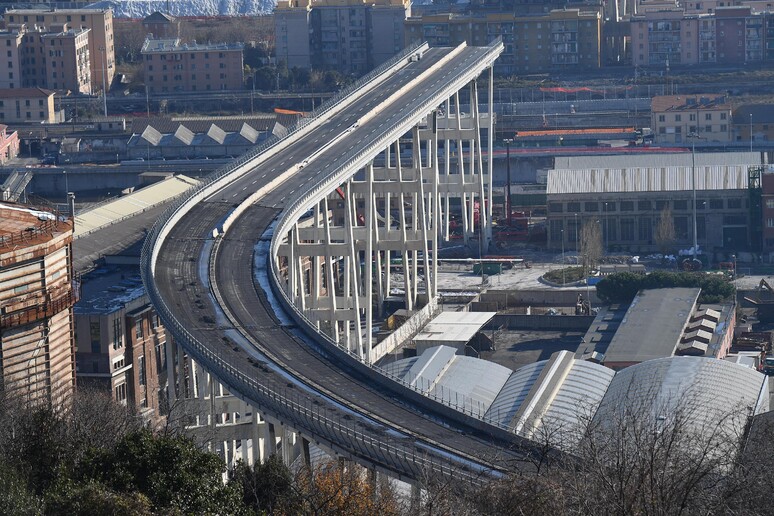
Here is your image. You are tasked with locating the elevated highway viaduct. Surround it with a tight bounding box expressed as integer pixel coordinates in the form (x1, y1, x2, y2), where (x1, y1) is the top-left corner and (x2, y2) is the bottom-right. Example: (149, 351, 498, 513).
(144, 40, 539, 482)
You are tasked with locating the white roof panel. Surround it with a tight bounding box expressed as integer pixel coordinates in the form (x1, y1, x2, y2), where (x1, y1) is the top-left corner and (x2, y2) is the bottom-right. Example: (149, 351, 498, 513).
(74, 175, 200, 237)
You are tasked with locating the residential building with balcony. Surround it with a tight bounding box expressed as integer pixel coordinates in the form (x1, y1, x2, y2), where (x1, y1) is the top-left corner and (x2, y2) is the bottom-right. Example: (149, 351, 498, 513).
(141, 38, 244, 93)
(651, 94, 732, 144)
(275, 0, 410, 74)
(3, 8, 115, 91)
(405, 8, 601, 75)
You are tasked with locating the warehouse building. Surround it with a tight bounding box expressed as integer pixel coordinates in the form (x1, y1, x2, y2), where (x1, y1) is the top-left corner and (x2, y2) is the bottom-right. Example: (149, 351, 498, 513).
(545, 151, 760, 253)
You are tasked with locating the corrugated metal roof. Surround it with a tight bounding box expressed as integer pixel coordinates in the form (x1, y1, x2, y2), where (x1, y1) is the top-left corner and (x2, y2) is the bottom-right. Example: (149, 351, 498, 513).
(429, 356, 512, 418)
(547, 165, 750, 195)
(595, 357, 769, 441)
(604, 288, 700, 364)
(74, 175, 199, 237)
(553, 151, 760, 170)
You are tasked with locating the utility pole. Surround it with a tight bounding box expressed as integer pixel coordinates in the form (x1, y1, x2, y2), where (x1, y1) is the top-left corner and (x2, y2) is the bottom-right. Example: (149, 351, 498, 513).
(503, 138, 513, 226)
(100, 46, 108, 117)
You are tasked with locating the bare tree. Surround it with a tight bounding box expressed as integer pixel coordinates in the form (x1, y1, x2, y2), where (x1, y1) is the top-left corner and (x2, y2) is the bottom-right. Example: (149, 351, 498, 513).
(655, 205, 676, 255)
(580, 219, 603, 273)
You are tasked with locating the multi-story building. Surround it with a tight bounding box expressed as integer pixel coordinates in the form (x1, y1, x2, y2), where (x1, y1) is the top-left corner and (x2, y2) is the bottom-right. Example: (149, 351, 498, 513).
(142, 12, 179, 40)
(631, 7, 767, 67)
(545, 153, 755, 253)
(3, 8, 115, 91)
(275, 0, 410, 74)
(41, 26, 91, 93)
(733, 103, 774, 146)
(1, 24, 91, 93)
(405, 9, 602, 75)
(0, 87, 58, 124)
(0, 30, 23, 89)
(0, 202, 76, 406)
(651, 94, 732, 144)
(74, 266, 168, 421)
(141, 38, 244, 93)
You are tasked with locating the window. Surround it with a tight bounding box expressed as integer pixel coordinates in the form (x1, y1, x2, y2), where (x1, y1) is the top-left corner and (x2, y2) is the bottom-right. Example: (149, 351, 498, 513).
(767, 199, 774, 209)
(658, 114, 666, 122)
(638, 200, 652, 210)
(548, 202, 563, 213)
(705, 113, 712, 120)
(727, 198, 742, 209)
(620, 201, 634, 211)
(113, 318, 122, 350)
(675, 114, 682, 122)
(620, 218, 635, 241)
(673, 200, 688, 210)
(768, 218, 774, 228)
(566, 202, 581, 213)
(135, 319, 143, 339)
(90, 322, 101, 353)
(138, 356, 146, 386)
(602, 202, 615, 212)
(674, 216, 689, 239)
(584, 202, 598, 212)
(720, 112, 727, 120)
(710, 199, 723, 209)
(690, 113, 696, 121)
(638, 217, 652, 242)
(115, 382, 127, 404)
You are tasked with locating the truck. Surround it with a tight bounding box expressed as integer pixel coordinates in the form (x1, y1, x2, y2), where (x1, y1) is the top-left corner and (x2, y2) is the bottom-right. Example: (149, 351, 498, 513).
(764, 355, 774, 375)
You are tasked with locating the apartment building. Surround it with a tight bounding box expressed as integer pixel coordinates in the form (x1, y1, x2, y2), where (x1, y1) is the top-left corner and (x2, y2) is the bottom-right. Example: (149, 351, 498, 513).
(0, 30, 23, 89)
(3, 8, 115, 90)
(275, 0, 410, 74)
(651, 94, 732, 143)
(0, 24, 91, 93)
(405, 9, 602, 75)
(0, 88, 58, 123)
(631, 6, 768, 67)
(42, 27, 91, 93)
(141, 38, 244, 93)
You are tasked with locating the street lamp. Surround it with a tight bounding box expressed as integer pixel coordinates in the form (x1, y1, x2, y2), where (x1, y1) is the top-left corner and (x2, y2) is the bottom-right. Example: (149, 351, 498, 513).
(688, 132, 700, 264)
(63, 170, 69, 200)
(503, 138, 513, 226)
(750, 113, 753, 153)
(561, 228, 565, 285)
(250, 73, 255, 115)
(574, 212, 578, 254)
(99, 46, 108, 117)
(603, 202, 608, 253)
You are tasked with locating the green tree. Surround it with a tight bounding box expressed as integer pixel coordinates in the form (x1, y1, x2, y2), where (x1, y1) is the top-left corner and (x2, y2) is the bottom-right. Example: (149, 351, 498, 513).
(0, 461, 41, 516)
(231, 454, 298, 514)
(80, 429, 244, 515)
(45, 479, 152, 516)
(655, 205, 676, 255)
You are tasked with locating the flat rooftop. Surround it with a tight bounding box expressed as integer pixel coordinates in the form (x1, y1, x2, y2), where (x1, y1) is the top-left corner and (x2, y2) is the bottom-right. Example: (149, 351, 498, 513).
(603, 288, 700, 366)
(414, 311, 496, 346)
(74, 265, 146, 316)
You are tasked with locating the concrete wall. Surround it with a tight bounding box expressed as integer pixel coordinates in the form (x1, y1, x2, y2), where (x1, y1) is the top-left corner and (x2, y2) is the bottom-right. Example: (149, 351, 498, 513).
(475, 288, 602, 308)
(489, 314, 595, 331)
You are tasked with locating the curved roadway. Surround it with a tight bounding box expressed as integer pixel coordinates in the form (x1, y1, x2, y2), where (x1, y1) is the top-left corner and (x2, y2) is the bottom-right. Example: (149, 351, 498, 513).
(152, 43, 537, 480)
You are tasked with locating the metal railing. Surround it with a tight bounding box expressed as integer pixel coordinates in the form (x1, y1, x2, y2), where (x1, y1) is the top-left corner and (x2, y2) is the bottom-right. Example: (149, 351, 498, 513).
(268, 41, 517, 432)
(141, 40, 518, 482)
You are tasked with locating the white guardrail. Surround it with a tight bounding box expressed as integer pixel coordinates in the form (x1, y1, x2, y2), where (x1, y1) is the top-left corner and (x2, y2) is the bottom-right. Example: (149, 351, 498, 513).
(141, 39, 523, 482)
